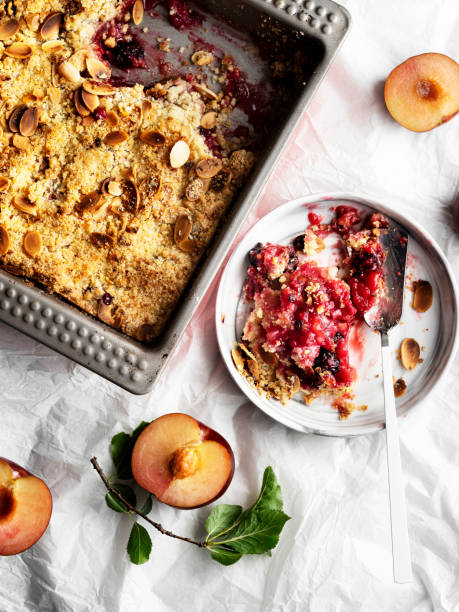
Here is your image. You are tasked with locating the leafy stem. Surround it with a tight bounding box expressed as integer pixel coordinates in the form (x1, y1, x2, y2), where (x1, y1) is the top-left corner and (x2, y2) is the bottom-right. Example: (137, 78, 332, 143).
(90, 456, 206, 548)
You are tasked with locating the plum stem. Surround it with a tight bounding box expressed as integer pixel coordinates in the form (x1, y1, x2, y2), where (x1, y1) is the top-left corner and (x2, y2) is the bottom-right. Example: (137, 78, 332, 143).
(90, 457, 206, 548)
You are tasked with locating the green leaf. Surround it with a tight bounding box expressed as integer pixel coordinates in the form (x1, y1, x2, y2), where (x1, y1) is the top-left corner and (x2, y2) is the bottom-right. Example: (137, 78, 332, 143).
(214, 509, 290, 555)
(207, 545, 243, 566)
(110, 421, 150, 480)
(139, 494, 153, 515)
(205, 504, 243, 541)
(249, 466, 283, 513)
(105, 484, 137, 513)
(127, 523, 152, 565)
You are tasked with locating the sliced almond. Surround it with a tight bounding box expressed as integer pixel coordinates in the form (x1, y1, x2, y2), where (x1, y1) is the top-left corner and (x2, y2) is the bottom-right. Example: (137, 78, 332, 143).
(140, 175, 162, 201)
(8, 104, 27, 133)
(231, 347, 245, 373)
(75, 191, 102, 214)
(174, 214, 192, 244)
(74, 88, 90, 117)
(81, 88, 99, 112)
(104, 130, 128, 146)
(0, 226, 10, 255)
(394, 378, 407, 398)
(83, 80, 115, 96)
(120, 178, 139, 214)
(5, 43, 33, 59)
(90, 232, 114, 248)
(191, 50, 214, 66)
(0, 176, 9, 191)
(106, 110, 119, 127)
(42, 39, 64, 53)
(195, 157, 223, 179)
(140, 130, 166, 146)
(26, 14, 41, 32)
(13, 195, 37, 215)
(192, 82, 218, 100)
(200, 111, 217, 130)
(210, 169, 232, 192)
(137, 323, 155, 343)
(412, 280, 433, 313)
(0, 19, 20, 41)
(170, 140, 190, 168)
(81, 115, 95, 126)
(19, 107, 38, 137)
(40, 12, 64, 41)
(290, 373, 301, 393)
(101, 179, 122, 197)
(259, 347, 278, 367)
(132, 0, 144, 25)
(86, 56, 111, 81)
(177, 238, 197, 253)
(185, 177, 205, 201)
(97, 300, 115, 325)
(23, 230, 42, 257)
(58, 60, 80, 83)
(12, 134, 30, 151)
(400, 338, 420, 371)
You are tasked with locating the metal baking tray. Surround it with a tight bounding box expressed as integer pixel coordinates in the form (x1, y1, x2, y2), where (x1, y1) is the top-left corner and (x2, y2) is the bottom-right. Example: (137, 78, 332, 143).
(0, 0, 350, 394)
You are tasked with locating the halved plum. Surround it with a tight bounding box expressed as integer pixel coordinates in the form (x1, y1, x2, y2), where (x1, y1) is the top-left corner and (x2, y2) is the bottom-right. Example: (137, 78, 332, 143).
(131, 413, 234, 509)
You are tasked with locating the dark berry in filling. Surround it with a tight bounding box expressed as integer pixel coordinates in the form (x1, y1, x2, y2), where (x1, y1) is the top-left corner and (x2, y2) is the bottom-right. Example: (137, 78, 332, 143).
(111, 39, 146, 70)
(293, 234, 305, 251)
(314, 347, 341, 374)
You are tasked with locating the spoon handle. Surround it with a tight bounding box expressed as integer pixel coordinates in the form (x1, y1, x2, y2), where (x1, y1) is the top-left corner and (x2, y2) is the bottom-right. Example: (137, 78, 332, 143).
(381, 332, 412, 584)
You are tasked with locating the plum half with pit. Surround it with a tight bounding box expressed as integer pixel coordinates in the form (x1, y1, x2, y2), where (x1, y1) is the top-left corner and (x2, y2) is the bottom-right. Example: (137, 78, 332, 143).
(0, 457, 52, 556)
(384, 53, 459, 132)
(131, 413, 234, 509)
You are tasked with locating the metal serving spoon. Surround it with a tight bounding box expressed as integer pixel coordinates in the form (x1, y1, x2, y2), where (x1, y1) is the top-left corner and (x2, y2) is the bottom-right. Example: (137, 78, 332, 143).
(364, 227, 412, 584)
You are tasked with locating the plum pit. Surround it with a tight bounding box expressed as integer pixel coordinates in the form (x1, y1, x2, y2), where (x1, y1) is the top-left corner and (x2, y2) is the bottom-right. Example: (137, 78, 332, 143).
(416, 78, 440, 101)
(0, 486, 15, 521)
(169, 447, 199, 479)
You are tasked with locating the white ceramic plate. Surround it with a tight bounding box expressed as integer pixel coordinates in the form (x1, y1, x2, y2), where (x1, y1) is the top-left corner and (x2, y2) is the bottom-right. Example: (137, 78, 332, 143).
(215, 193, 459, 436)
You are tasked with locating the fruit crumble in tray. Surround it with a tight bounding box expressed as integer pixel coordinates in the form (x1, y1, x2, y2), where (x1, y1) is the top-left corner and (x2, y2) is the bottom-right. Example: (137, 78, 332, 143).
(232, 206, 389, 416)
(0, 0, 306, 342)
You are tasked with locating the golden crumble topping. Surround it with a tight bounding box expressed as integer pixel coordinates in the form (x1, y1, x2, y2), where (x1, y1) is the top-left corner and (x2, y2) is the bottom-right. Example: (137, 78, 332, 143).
(0, 0, 255, 340)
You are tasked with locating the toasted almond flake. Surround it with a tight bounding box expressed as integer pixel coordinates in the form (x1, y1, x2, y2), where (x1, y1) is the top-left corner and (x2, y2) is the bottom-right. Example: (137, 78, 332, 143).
(191, 50, 214, 66)
(170, 140, 190, 168)
(19, 107, 38, 137)
(74, 88, 90, 117)
(412, 280, 433, 313)
(185, 177, 205, 201)
(86, 56, 111, 80)
(210, 168, 232, 192)
(0, 19, 20, 41)
(231, 347, 245, 373)
(140, 175, 162, 201)
(174, 214, 192, 244)
(259, 347, 278, 366)
(12, 134, 30, 151)
(83, 80, 115, 96)
(75, 191, 102, 214)
(104, 130, 128, 146)
(23, 230, 42, 257)
(5, 42, 33, 59)
(195, 157, 223, 179)
(58, 60, 80, 83)
(140, 130, 166, 146)
(290, 374, 301, 393)
(42, 39, 64, 53)
(200, 111, 217, 130)
(90, 232, 114, 248)
(394, 378, 407, 397)
(81, 115, 95, 126)
(247, 358, 259, 380)
(0, 226, 10, 255)
(107, 180, 122, 196)
(136, 323, 155, 342)
(177, 238, 197, 253)
(97, 300, 115, 325)
(7, 104, 27, 133)
(40, 12, 64, 41)
(106, 110, 119, 127)
(132, 0, 144, 25)
(120, 178, 139, 214)
(26, 14, 41, 32)
(192, 82, 218, 100)
(80, 88, 99, 112)
(400, 338, 420, 370)
(0, 176, 9, 191)
(13, 195, 37, 215)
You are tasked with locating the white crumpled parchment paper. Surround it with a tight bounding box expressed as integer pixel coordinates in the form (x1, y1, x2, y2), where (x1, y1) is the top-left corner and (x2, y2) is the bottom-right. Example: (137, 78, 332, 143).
(2, 1, 459, 610)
